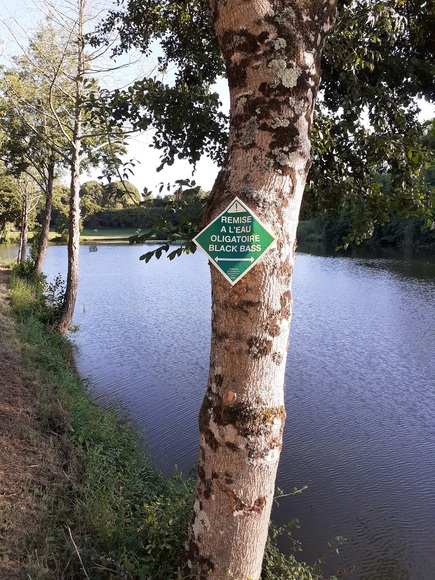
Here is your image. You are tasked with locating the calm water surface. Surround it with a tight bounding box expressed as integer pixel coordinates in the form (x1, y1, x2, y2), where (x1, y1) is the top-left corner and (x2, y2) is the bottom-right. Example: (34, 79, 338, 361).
(2, 243, 434, 579)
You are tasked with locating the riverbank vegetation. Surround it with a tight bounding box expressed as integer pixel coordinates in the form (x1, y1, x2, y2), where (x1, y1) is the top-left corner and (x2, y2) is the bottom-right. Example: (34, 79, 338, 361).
(4, 180, 434, 258)
(0, 176, 207, 246)
(297, 159, 435, 250)
(2, 266, 333, 579)
(5, 266, 194, 579)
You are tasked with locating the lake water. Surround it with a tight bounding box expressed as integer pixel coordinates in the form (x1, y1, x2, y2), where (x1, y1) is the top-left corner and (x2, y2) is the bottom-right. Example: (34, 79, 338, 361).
(2, 243, 435, 579)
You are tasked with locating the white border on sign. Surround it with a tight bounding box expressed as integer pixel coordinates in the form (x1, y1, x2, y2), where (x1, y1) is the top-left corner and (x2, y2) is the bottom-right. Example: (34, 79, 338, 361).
(193, 197, 277, 285)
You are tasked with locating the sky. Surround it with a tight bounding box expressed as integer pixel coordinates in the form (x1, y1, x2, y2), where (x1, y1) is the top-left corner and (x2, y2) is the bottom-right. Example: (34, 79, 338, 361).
(113, 121, 225, 196)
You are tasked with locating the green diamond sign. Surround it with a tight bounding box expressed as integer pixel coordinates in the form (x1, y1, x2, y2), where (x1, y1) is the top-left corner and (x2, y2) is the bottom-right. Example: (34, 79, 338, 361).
(193, 197, 276, 285)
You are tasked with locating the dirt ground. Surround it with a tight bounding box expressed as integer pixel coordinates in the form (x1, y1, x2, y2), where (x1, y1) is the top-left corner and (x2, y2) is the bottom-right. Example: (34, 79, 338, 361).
(0, 267, 63, 579)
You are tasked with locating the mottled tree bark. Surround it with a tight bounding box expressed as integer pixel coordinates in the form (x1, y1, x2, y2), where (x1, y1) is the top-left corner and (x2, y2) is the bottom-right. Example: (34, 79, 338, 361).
(184, 1, 337, 578)
(34, 162, 55, 275)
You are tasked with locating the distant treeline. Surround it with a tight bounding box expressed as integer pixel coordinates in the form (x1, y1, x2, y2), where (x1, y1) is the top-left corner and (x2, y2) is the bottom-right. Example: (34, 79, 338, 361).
(297, 215, 435, 250)
(84, 206, 163, 229)
(83, 195, 435, 250)
(34, 172, 435, 250)
(298, 164, 435, 250)
(44, 180, 207, 241)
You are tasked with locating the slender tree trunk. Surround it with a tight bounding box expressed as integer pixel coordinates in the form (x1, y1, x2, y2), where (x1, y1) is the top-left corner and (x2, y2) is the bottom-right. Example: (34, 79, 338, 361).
(34, 162, 55, 274)
(57, 142, 80, 333)
(17, 189, 28, 264)
(184, 1, 337, 578)
(57, 1, 85, 334)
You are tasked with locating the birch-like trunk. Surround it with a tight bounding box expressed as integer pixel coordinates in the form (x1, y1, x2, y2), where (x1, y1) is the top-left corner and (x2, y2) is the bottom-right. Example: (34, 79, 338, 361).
(17, 190, 28, 264)
(34, 162, 55, 275)
(184, 1, 337, 578)
(57, 1, 85, 334)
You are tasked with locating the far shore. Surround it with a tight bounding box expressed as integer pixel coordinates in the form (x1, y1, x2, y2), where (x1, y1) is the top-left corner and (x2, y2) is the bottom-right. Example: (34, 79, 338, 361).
(1, 227, 174, 246)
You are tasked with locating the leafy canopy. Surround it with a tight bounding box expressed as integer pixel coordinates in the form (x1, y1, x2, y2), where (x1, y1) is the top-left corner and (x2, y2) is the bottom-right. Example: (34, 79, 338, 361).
(0, 169, 21, 238)
(91, 0, 434, 246)
(89, 0, 227, 169)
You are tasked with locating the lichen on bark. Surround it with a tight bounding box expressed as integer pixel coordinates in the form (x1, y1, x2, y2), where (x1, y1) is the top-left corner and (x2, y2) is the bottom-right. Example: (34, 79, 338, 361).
(185, 0, 337, 578)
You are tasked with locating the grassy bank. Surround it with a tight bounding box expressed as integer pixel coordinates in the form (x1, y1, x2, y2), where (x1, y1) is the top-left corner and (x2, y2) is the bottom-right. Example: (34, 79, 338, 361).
(2, 228, 162, 245)
(80, 227, 139, 242)
(3, 231, 60, 244)
(6, 269, 194, 579)
(3, 266, 333, 579)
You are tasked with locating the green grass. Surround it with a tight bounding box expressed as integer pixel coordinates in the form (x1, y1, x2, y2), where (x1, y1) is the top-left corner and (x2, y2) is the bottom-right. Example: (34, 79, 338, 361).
(80, 227, 138, 241)
(4, 230, 60, 243)
(8, 270, 195, 579)
(2, 228, 137, 245)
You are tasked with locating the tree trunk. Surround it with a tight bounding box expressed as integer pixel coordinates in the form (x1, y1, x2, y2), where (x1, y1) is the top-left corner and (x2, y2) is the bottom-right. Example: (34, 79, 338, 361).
(184, 1, 337, 578)
(34, 162, 55, 275)
(57, 1, 85, 334)
(17, 189, 28, 264)
(57, 145, 81, 334)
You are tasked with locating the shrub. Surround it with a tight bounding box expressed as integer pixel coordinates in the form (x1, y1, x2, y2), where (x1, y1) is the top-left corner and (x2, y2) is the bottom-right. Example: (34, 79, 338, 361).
(10, 261, 65, 327)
